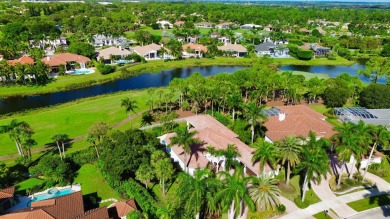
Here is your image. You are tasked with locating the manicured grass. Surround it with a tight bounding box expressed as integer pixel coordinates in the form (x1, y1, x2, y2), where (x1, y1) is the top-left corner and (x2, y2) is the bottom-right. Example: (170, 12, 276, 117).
(313, 211, 333, 219)
(347, 194, 390, 212)
(16, 178, 44, 193)
(74, 164, 122, 201)
(310, 105, 329, 114)
(276, 56, 354, 66)
(290, 71, 329, 80)
(0, 89, 153, 156)
(369, 158, 390, 184)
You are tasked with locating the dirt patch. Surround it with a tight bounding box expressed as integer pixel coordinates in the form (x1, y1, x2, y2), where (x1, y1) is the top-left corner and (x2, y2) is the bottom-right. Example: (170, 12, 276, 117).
(175, 109, 194, 118)
(278, 181, 295, 192)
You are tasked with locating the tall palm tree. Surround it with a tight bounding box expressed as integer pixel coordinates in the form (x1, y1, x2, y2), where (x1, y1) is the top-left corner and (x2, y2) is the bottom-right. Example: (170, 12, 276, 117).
(363, 124, 390, 180)
(251, 138, 279, 177)
(219, 144, 241, 171)
(244, 102, 267, 144)
(295, 132, 330, 202)
(51, 133, 69, 160)
(121, 97, 139, 118)
(349, 121, 370, 179)
(278, 135, 302, 185)
(249, 176, 281, 211)
(0, 120, 32, 157)
(216, 165, 255, 219)
(169, 126, 199, 172)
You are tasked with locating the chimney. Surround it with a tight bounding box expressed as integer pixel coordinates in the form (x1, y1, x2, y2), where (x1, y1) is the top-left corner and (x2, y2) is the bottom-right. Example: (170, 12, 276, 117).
(278, 113, 286, 121)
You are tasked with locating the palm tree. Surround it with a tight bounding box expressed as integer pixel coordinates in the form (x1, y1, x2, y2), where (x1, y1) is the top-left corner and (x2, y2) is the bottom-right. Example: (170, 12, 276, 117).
(51, 133, 69, 159)
(216, 165, 255, 219)
(348, 121, 370, 179)
(219, 144, 241, 171)
(156, 203, 176, 219)
(244, 102, 267, 144)
(0, 120, 32, 157)
(249, 176, 281, 211)
(121, 97, 138, 118)
(363, 125, 390, 180)
(169, 126, 199, 172)
(278, 135, 302, 185)
(251, 138, 279, 177)
(295, 132, 330, 202)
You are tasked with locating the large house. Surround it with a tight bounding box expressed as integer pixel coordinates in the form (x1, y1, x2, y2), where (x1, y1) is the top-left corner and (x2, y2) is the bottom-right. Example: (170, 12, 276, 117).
(159, 115, 277, 177)
(132, 43, 164, 60)
(300, 43, 330, 57)
(262, 105, 335, 143)
(182, 43, 207, 58)
(7, 55, 35, 66)
(41, 53, 91, 72)
(255, 42, 289, 57)
(216, 22, 237, 29)
(0, 187, 15, 215)
(93, 35, 128, 47)
(1, 190, 137, 219)
(217, 44, 247, 57)
(97, 46, 132, 63)
(29, 37, 67, 50)
(195, 22, 214, 28)
(240, 24, 261, 30)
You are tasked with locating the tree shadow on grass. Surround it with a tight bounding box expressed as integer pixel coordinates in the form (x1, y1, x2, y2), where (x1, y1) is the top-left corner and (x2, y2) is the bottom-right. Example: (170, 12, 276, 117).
(83, 192, 102, 211)
(364, 187, 390, 217)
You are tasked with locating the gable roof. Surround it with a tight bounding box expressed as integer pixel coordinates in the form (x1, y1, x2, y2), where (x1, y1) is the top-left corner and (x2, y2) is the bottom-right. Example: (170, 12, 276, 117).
(112, 199, 137, 217)
(97, 46, 132, 60)
(41, 53, 91, 67)
(77, 207, 109, 219)
(7, 55, 35, 66)
(263, 105, 335, 142)
(255, 42, 276, 52)
(218, 44, 247, 53)
(182, 43, 208, 52)
(0, 187, 15, 204)
(133, 43, 162, 56)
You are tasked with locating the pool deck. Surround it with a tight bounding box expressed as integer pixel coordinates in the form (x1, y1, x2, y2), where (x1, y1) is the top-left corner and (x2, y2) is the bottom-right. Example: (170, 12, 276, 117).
(6, 184, 81, 213)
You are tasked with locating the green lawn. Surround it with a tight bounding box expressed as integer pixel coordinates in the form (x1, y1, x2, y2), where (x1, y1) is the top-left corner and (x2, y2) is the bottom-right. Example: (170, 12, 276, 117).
(347, 194, 390, 212)
(74, 164, 122, 201)
(313, 210, 333, 219)
(15, 178, 44, 194)
(290, 71, 329, 80)
(276, 56, 354, 66)
(0, 89, 152, 156)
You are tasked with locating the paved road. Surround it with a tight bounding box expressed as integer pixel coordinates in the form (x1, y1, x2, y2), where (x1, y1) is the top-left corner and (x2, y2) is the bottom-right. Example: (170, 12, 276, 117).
(347, 205, 390, 219)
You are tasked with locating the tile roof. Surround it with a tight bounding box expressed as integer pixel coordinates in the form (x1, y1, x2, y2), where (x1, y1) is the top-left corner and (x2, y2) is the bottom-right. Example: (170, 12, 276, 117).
(162, 115, 271, 174)
(182, 43, 208, 52)
(7, 55, 35, 66)
(133, 43, 162, 56)
(0, 187, 15, 199)
(263, 105, 336, 142)
(218, 44, 247, 53)
(112, 199, 137, 217)
(41, 53, 91, 67)
(97, 46, 132, 60)
(78, 207, 109, 219)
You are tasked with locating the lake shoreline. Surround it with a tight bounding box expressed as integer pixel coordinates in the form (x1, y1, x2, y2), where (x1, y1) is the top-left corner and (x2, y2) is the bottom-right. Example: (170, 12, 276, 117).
(0, 57, 354, 99)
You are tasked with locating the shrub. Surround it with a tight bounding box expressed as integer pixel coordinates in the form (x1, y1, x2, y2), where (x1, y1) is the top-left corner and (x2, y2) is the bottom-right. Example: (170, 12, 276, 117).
(289, 39, 304, 46)
(329, 175, 337, 191)
(370, 163, 381, 170)
(327, 51, 337, 60)
(213, 111, 231, 126)
(297, 49, 313, 60)
(97, 64, 116, 75)
(354, 172, 363, 182)
(294, 197, 309, 208)
(69, 147, 97, 166)
(277, 204, 286, 213)
(345, 178, 356, 186)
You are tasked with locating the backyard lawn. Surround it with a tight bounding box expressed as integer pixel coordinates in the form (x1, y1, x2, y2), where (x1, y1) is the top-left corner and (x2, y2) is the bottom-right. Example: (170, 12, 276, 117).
(347, 194, 390, 211)
(74, 164, 122, 201)
(15, 178, 44, 195)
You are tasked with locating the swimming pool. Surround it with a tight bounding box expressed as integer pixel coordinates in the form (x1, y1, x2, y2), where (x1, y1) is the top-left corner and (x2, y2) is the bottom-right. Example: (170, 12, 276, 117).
(69, 68, 95, 75)
(31, 188, 74, 202)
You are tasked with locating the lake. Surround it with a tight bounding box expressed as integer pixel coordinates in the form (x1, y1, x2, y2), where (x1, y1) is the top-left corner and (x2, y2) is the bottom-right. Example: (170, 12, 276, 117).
(0, 64, 367, 115)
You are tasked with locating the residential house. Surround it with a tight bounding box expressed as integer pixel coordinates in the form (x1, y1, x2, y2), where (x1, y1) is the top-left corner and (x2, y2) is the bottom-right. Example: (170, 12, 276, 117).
(217, 44, 247, 57)
(7, 55, 35, 66)
(1, 190, 137, 219)
(133, 43, 164, 60)
(29, 37, 67, 50)
(216, 22, 237, 29)
(41, 53, 91, 72)
(195, 22, 214, 28)
(93, 35, 128, 47)
(96, 46, 132, 63)
(156, 20, 173, 29)
(341, 23, 350, 30)
(316, 26, 327, 35)
(0, 187, 15, 215)
(300, 43, 330, 57)
(263, 25, 274, 31)
(182, 43, 207, 58)
(210, 32, 221, 38)
(262, 105, 335, 143)
(240, 24, 261, 30)
(159, 115, 277, 177)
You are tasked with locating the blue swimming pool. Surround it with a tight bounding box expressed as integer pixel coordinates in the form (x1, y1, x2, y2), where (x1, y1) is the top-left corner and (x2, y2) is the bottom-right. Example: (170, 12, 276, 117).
(69, 68, 95, 75)
(31, 188, 74, 202)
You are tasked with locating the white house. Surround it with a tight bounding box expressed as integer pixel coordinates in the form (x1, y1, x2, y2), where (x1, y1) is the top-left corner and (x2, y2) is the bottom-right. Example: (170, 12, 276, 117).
(240, 24, 261, 30)
(156, 20, 173, 29)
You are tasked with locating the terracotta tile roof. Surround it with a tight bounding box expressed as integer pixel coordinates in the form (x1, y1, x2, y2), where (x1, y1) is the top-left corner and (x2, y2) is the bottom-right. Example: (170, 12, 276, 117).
(7, 55, 35, 66)
(182, 43, 208, 52)
(0, 187, 14, 199)
(112, 199, 137, 217)
(218, 44, 247, 53)
(41, 53, 91, 67)
(162, 115, 270, 174)
(30, 199, 55, 207)
(263, 105, 336, 142)
(77, 207, 109, 219)
(26, 209, 55, 219)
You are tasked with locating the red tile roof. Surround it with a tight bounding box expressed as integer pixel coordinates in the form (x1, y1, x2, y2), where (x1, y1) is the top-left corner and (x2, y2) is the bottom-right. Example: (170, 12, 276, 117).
(162, 115, 271, 174)
(182, 43, 208, 52)
(0, 187, 15, 199)
(78, 207, 109, 219)
(112, 199, 137, 217)
(41, 53, 90, 67)
(7, 55, 35, 66)
(263, 105, 336, 142)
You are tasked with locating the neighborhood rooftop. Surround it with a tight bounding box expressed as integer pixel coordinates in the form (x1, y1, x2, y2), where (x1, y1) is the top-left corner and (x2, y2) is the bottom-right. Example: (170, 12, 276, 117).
(335, 107, 390, 127)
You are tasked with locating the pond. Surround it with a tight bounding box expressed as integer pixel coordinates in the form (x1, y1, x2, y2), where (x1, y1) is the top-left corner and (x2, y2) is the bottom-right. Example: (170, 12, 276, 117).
(0, 64, 367, 115)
